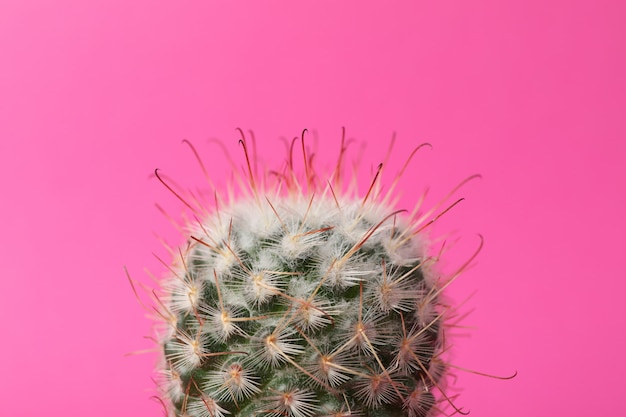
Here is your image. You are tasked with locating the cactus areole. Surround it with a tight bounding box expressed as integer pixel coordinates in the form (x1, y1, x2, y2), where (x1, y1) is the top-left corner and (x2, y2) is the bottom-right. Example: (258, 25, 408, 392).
(154, 130, 470, 417)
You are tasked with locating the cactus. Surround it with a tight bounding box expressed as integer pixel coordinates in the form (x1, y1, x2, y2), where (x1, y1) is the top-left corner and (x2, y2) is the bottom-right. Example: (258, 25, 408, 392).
(152, 130, 472, 417)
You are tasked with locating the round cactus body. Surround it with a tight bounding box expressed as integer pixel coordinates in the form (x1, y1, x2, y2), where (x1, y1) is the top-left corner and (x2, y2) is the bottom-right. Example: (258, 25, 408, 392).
(154, 132, 462, 417)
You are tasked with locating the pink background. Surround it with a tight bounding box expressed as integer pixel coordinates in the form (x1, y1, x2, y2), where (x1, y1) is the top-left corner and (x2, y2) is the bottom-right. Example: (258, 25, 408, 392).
(1, 1, 624, 416)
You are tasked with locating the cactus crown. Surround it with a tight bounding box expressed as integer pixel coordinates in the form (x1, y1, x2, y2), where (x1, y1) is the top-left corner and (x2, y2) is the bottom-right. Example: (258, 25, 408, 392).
(153, 131, 465, 417)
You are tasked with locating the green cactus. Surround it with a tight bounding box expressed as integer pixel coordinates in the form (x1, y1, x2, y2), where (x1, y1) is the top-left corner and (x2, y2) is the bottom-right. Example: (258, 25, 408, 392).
(153, 131, 469, 417)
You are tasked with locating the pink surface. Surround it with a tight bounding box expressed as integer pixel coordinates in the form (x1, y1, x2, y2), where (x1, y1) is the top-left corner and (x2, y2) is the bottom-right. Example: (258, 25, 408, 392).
(1, 1, 625, 415)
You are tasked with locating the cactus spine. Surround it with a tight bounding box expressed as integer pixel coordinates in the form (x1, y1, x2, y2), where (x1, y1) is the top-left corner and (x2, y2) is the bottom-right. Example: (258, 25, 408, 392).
(154, 131, 463, 417)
